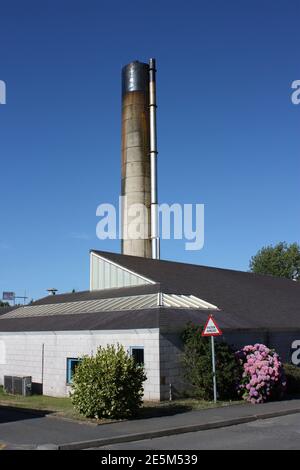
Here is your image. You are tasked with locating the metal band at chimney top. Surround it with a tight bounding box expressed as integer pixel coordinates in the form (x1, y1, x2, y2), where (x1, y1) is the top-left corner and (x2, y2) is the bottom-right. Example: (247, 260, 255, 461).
(149, 58, 160, 260)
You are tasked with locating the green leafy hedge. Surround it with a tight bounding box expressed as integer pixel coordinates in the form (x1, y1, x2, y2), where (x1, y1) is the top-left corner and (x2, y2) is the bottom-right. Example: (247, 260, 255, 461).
(71, 344, 146, 419)
(181, 322, 241, 400)
(284, 363, 300, 395)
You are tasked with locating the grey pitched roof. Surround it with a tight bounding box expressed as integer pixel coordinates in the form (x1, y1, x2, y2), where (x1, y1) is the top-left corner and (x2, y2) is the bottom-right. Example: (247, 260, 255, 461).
(32, 284, 161, 305)
(0, 309, 160, 332)
(89, 250, 300, 329)
(0, 250, 299, 332)
(0, 306, 298, 333)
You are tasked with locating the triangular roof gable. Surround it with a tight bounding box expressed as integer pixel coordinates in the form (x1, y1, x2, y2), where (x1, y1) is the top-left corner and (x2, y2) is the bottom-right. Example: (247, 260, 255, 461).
(90, 251, 155, 291)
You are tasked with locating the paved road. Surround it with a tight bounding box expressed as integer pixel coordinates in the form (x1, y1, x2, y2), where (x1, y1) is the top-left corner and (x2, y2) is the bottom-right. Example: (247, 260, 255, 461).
(1, 400, 300, 449)
(101, 414, 300, 450)
(0, 408, 105, 449)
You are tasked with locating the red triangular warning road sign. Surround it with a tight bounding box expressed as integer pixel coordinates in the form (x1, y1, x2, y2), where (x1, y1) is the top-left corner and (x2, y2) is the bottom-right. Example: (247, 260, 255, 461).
(201, 315, 222, 337)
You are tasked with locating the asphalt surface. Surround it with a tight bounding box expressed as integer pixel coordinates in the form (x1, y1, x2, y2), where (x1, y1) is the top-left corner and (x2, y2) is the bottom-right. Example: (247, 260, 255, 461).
(0, 399, 300, 449)
(101, 414, 300, 450)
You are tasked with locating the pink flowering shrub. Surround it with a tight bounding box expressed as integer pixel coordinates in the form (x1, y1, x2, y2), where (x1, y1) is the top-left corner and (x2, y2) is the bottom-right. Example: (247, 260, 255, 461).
(235, 344, 286, 404)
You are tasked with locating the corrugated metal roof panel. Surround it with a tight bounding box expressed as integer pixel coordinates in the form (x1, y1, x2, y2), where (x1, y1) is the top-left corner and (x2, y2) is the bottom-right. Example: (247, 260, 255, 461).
(1, 294, 158, 319)
(162, 294, 218, 310)
(0, 292, 219, 320)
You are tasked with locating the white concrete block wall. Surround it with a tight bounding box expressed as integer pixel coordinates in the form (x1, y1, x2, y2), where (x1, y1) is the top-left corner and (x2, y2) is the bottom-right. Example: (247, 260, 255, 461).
(0, 329, 160, 401)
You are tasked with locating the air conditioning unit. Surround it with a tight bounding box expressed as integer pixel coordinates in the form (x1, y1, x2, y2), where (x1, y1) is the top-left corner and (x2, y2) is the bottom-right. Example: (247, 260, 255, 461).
(4, 376, 32, 396)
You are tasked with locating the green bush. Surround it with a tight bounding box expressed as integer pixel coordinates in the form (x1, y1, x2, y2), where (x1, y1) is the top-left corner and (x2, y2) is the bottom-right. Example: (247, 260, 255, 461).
(181, 322, 241, 400)
(71, 344, 146, 419)
(283, 363, 300, 395)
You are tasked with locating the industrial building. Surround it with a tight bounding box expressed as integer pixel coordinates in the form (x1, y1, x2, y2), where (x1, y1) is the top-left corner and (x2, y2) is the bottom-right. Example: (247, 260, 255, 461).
(0, 250, 299, 400)
(0, 59, 299, 400)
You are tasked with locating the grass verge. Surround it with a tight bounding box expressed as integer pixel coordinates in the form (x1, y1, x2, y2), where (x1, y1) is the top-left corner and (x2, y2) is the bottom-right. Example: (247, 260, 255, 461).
(0, 386, 242, 424)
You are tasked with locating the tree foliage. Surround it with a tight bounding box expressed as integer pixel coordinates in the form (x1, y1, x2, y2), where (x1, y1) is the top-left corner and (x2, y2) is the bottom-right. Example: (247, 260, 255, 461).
(71, 344, 146, 419)
(181, 323, 241, 400)
(283, 363, 300, 395)
(249, 242, 300, 279)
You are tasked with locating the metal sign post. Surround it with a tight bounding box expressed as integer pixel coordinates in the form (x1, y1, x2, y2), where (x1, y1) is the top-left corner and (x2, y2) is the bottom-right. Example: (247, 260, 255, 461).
(202, 315, 222, 403)
(211, 336, 217, 403)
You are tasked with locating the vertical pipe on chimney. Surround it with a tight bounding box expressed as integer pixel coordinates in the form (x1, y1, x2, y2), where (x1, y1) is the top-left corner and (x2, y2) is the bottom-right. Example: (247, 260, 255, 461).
(149, 58, 160, 259)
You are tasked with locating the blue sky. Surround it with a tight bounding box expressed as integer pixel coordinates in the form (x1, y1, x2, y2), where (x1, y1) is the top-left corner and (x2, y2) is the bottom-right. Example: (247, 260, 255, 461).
(0, 0, 299, 301)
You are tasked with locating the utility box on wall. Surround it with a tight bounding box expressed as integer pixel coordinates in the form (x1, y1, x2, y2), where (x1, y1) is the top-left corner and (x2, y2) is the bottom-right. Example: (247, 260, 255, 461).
(4, 375, 32, 396)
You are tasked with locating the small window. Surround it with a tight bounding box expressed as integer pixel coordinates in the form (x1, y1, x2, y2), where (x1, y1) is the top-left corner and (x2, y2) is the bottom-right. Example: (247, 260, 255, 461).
(66, 358, 80, 384)
(130, 347, 144, 366)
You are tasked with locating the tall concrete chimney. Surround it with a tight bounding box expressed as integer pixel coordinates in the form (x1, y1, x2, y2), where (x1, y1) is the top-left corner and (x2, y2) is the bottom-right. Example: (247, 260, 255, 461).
(121, 61, 152, 257)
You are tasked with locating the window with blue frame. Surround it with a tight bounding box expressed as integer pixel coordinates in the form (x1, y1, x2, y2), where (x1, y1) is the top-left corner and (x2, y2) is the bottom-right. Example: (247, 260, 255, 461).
(66, 358, 80, 384)
(130, 347, 144, 366)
